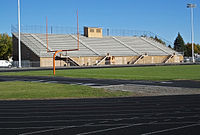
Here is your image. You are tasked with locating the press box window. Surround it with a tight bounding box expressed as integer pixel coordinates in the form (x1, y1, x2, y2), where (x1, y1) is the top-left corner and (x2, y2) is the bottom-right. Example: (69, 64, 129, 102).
(96, 29, 101, 33)
(90, 29, 94, 32)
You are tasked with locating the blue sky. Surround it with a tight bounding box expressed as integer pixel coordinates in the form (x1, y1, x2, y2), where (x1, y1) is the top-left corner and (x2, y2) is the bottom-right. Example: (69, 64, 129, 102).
(1, 0, 200, 44)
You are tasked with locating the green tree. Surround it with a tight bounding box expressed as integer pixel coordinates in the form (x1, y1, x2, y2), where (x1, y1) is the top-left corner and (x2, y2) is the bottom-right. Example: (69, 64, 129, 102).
(0, 33, 12, 60)
(154, 36, 166, 45)
(196, 44, 200, 53)
(174, 33, 185, 53)
(185, 43, 200, 57)
(168, 45, 172, 48)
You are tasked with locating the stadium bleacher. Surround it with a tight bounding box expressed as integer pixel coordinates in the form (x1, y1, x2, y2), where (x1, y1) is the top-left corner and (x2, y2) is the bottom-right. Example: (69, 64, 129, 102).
(13, 33, 177, 58)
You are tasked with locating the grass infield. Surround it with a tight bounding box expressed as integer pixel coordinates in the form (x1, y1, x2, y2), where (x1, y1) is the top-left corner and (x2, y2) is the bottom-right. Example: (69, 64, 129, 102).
(0, 81, 134, 100)
(0, 65, 200, 81)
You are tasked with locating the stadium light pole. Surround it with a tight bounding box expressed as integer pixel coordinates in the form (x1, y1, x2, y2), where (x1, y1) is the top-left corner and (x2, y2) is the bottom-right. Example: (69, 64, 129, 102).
(187, 3, 196, 63)
(18, 0, 22, 68)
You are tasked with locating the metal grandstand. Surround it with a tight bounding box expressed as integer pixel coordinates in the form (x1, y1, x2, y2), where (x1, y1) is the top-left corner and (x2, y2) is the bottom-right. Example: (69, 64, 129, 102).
(12, 25, 177, 57)
(12, 25, 183, 69)
(12, 33, 177, 57)
(11, 25, 173, 46)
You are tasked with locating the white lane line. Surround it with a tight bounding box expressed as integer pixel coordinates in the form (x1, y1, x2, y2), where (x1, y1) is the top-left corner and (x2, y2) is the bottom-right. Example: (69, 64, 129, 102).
(75, 83, 84, 85)
(98, 121, 108, 124)
(1, 114, 199, 123)
(0, 112, 143, 119)
(30, 81, 41, 83)
(0, 124, 128, 130)
(45, 81, 58, 83)
(38, 80, 45, 82)
(0, 126, 66, 130)
(1, 122, 200, 130)
(76, 122, 157, 135)
(18, 127, 70, 135)
(18, 123, 94, 135)
(83, 83, 97, 86)
(0, 110, 131, 115)
(0, 116, 140, 124)
(163, 119, 171, 121)
(141, 123, 200, 135)
(160, 82, 173, 84)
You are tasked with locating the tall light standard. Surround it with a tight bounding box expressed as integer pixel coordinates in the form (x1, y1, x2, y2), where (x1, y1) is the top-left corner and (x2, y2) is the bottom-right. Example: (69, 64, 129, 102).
(18, 0, 21, 68)
(187, 3, 196, 63)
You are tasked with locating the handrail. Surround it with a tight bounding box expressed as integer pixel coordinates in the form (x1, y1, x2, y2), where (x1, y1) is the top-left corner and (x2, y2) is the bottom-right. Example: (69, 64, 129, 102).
(30, 34, 53, 51)
(70, 34, 101, 56)
(11, 25, 173, 46)
(140, 37, 171, 55)
(14, 33, 40, 55)
(112, 37, 140, 55)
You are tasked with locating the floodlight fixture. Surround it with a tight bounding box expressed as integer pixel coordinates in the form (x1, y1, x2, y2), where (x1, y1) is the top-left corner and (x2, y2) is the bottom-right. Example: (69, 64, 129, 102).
(187, 4, 196, 8)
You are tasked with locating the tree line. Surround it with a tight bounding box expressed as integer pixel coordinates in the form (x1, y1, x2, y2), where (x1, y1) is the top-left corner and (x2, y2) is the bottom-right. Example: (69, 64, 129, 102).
(174, 33, 200, 56)
(0, 33, 12, 60)
(149, 33, 200, 57)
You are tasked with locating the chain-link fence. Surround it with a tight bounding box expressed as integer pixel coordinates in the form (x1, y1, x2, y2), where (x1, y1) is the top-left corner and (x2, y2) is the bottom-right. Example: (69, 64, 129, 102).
(12, 61, 40, 67)
(11, 25, 173, 46)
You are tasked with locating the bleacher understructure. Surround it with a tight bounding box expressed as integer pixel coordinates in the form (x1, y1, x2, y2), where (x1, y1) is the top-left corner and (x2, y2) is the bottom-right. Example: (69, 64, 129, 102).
(12, 33, 183, 67)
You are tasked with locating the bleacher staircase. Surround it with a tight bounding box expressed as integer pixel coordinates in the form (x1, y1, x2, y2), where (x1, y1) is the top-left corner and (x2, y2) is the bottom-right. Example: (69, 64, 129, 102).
(131, 55, 146, 64)
(163, 54, 174, 63)
(95, 56, 108, 66)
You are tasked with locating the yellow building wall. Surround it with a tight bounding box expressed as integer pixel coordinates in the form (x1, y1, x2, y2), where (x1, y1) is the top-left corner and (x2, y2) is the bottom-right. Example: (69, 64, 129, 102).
(40, 58, 67, 67)
(84, 27, 102, 38)
(40, 55, 183, 67)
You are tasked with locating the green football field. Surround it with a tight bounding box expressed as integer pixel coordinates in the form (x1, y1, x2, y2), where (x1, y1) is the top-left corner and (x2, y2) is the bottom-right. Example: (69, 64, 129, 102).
(1, 65, 200, 81)
(0, 81, 134, 100)
(0, 65, 199, 100)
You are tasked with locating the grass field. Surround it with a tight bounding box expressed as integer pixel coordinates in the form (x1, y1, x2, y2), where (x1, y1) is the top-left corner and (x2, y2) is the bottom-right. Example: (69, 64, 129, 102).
(0, 81, 134, 100)
(1, 65, 200, 81)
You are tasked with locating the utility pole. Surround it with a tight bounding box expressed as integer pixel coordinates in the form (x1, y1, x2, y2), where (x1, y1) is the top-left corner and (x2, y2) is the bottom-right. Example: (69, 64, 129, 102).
(187, 3, 196, 63)
(18, 0, 21, 67)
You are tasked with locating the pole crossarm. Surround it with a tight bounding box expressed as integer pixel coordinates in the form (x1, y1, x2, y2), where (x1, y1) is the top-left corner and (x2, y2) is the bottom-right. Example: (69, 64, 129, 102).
(53, 49, 79, 75)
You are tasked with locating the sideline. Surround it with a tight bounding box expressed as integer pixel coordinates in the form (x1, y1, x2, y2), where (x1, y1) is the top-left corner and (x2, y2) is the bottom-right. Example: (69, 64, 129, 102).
(0, 62, 199, 73)
(0, 75, 199, 89)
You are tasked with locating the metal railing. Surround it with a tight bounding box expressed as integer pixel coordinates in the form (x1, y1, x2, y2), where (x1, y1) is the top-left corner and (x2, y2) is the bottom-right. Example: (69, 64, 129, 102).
(13, 61, 40, 67)
(11, 25, 173, 46)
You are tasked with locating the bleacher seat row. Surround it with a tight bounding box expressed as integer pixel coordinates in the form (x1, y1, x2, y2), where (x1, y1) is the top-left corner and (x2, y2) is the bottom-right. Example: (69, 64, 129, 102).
(13, 33, 177, 57)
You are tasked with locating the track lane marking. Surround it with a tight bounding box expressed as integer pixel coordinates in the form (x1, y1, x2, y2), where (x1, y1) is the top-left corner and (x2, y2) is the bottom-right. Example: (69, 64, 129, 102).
(75, 122, 157, 135)
(141, 123, 200, 135)
(18, 123, 96, 135)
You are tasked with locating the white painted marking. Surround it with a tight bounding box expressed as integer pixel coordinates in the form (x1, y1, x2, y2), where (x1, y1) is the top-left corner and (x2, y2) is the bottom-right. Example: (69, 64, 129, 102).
(45, 81, 58, 83)
(76, 83, 83, 85)
(163, 119, 171, 121)
(38, 80, 45, 82)
(31, 81, 41, 83)
(19, 123, 99, 135)
(160, 81, 173, 84)
(83, 83, 96, 86)
(99, 121, 108, 123)
(141, 123, 200, 135)
(76, 122, 156, 135)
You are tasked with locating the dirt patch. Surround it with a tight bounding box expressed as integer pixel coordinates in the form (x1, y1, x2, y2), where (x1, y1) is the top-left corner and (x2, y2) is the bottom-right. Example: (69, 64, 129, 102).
(93, 84, 200, 96)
